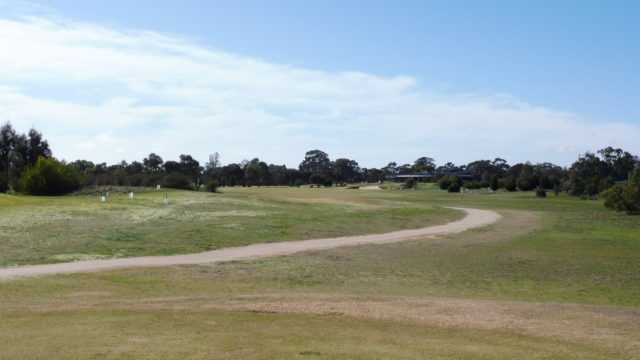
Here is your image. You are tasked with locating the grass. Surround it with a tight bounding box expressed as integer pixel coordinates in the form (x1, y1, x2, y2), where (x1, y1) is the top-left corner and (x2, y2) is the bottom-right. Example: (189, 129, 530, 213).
(1, 184, 639, 358)
(0, 186, 459, 266)
(0, 310, 624, 360)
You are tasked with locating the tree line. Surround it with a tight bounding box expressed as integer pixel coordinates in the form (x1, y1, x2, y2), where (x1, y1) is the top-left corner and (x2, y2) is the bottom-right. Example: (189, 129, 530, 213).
(1, 122, 638, 212)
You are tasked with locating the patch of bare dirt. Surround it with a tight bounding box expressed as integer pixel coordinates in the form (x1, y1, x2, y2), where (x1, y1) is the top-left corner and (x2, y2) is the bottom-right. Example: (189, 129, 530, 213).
(202, 293, 640, 354)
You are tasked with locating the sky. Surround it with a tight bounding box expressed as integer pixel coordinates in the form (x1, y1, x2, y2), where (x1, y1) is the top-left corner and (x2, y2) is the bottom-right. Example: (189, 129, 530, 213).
(0, 0, 638, 168)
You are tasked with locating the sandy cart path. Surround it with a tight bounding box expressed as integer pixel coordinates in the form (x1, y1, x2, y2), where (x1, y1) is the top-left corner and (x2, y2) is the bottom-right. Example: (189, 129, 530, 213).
(0, 207, 500, 280)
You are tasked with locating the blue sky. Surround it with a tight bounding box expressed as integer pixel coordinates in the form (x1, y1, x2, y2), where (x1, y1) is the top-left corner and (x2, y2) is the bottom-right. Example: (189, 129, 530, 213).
(0, 0, 638, 168)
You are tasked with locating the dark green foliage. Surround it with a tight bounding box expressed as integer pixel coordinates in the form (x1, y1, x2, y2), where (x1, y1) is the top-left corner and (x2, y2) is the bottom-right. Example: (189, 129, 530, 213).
(162, 172, 192, 190)
(293, 178, 306, 187)
(535, 186, 547, 198)
(299, 150, 331, 175)
(568, 148, 638, 196)
(205, 179, 219, 193)
(404, 177, 416, 189)
(309, 173, 325, 188)
(447, 183, 460, 193)
(504, 176, 517, 192)
(333, 158, 360, 183)
(438, 176, 452, 190)
(412, 156, 435, 172)
(19, 157, 80, 195)
(602, 165, 640, 214)
(0, 172, 7, 192)
(463, 181, 481, 190)
(490, 176, 499, 191)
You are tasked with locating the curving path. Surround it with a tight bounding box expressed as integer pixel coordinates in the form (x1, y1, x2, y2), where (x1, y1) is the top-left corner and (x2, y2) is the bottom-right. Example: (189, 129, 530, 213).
(0, 207, 500, 280)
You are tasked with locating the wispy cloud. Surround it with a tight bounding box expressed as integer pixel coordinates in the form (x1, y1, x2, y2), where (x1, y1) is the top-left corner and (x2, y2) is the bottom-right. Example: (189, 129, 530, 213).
(0, 14, 637, 167)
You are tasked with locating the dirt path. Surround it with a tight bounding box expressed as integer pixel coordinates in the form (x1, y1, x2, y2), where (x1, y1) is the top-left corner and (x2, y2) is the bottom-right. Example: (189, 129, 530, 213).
(0, 207, 500, 280)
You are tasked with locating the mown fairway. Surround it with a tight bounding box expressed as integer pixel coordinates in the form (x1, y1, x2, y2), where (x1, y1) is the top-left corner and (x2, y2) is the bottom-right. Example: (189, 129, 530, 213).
(1, 185, 639, 359)
(0, 187, 460, 266)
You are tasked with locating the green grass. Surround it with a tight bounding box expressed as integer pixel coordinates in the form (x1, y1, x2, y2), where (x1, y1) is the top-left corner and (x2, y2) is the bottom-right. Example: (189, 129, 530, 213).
(0, 187, 459, 266)
(0, 310, 623, 360)
(1, 184, 639, 358)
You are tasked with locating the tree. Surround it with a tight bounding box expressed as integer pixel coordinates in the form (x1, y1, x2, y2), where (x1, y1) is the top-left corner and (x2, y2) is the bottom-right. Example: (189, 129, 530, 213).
(413, 157, 435, 173)
(504, 176, 517, 192)
(204, 152, 220, 176)
(179, 154, 203, 189)
(162, 172, 192, 190)
(163, 161, 181, 174)
(602, 165, 640, 214)
(0, 122, 16, 187)
(597, 147, 638, 181)
(299, 150, 331, 175)
(333, 158, 360, 183)
(20, 157, 80, 195)
(490, 176, 499, 191)
(567, 152, 609, 196)
(26, 128, 51, 166)
(309, 173, 325, 188)
(143, 153, 164, 173)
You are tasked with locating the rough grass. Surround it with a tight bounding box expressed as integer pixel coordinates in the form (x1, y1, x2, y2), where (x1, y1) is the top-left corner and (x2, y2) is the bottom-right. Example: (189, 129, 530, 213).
(0, 310, 626, 360)
(0, 187, 459, 266)
(1, 185, 639, 359)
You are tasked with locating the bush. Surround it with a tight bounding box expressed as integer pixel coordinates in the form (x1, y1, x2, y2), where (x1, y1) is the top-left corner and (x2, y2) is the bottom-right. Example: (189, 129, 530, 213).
(293, 178, 306, 187)
(438, 176, 452, 190)
(448, 183, 461, 193)
(162, 172, 192, 190)
(504, 176, 517, 192)
(602, 165, 640, 214)
(490, 176, 499, 191)
(205, 179, 219, 192)
(19, 157, 81, 195)
(535, 186, 547, 198)
(404, 177, 416, 189)
(517, 177, 534, 191)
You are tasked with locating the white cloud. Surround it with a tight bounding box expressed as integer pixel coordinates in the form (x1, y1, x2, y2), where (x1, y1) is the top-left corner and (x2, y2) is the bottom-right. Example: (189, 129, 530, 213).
(0, 14, 638, 168)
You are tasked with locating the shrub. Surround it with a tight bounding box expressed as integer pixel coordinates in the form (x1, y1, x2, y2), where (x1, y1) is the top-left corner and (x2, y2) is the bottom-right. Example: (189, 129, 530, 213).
(404, 177, 416, 189)
(517, 177, 534, 191)
(448, 183, 461, 193)
(535, 186, 547, 198)
(602, 165, 640, 214)
(293, 178, 306, 187)
(19, 157, 81, 195)
(162, 172, 192, 190)
(309, 173, 324, 187)
(438, 176, 452, 190)
(490, 176, 499, 191)
(205, 179, 219, 192)
(504, 176, 517, 192)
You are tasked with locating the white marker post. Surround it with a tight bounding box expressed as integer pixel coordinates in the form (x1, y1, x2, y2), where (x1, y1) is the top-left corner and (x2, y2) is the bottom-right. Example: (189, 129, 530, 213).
(163, 194, 169, 205)
(157, 185, 161, 190)
(100, 196, 106, 202)
(129, 192, 134, 199)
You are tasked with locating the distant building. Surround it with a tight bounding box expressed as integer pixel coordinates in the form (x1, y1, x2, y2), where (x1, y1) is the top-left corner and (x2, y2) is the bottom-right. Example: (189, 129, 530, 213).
(384, 168, 474, 182)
